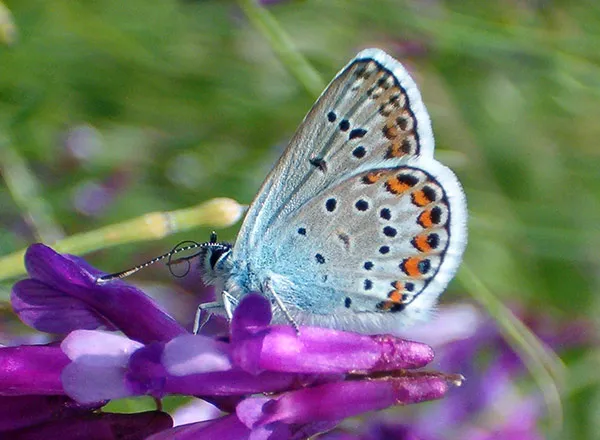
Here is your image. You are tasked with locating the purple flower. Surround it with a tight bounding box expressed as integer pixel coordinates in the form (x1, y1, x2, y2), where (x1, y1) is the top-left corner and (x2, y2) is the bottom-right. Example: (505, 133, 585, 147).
(57, 296, 458, 438)
(11, 244, 186, 344)
(319, 303, 594, 440)
(236, 373, 455, 427)
(0, 343, 175, 438)
(6, 244, 461, 438)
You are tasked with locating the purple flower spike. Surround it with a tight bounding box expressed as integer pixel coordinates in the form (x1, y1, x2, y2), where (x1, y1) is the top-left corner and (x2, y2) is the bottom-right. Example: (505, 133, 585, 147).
(237, 373, 461, 428)
(6, 246, 466, 438)
(0, 345, 69, 396)
(231, 295, 433, 375)
(11, 244, 186, 344)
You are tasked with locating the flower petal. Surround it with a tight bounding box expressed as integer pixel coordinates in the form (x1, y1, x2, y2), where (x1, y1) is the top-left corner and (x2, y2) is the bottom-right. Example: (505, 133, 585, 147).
(95, 282, 188, 344)
(164, 370, 307, 396)
(60, 331, 143, 403)
(237, 373, 457, 427)
(14, 244, 187, 344)
(231, 294, 272, 338)
(24, 244, 92, 288)
(146, 414, 251, 440)
(232, 326, 434, 374)
(163, 334, 232, 376)
(4, 410, 172, 439)
(61, 330, 143, 366)
(0, 345, 69, 395)
(61, 362, 132, 404)
(11, 279, 116, 333)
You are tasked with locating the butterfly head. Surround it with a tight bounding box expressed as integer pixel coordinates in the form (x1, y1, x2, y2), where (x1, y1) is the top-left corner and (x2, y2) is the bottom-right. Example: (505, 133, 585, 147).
(197, 232, 233, 286)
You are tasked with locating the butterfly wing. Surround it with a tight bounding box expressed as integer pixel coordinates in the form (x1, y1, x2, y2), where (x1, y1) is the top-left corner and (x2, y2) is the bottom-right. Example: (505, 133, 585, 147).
(228, 48, 466, 334)
(267, 159, 467, 334)
(234, 49, 436, 262)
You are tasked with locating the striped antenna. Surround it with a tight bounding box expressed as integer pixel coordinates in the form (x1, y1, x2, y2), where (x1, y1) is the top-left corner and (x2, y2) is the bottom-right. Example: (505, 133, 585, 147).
(95, 239, 205, 284)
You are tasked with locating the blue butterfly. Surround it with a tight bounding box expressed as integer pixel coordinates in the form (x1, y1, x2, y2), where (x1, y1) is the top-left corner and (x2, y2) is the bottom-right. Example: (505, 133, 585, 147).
(196, 49, 467, 335)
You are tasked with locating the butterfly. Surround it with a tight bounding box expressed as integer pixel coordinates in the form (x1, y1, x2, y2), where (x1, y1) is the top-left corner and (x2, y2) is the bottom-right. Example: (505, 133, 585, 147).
(196, 48, 467, 336)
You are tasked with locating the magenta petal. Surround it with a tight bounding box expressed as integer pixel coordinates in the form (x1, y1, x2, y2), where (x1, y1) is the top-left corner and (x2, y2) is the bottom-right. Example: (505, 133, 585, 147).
(237, 374, 452, 427)
(164, 370, 305, 396)
(289, 421, 343, 439)
(0, 345, 69, 395)
(92, 283, 188, 344)
(233, 326, 434, 374)
(250, 422, 292, 440)
(231, 294, 272, 338)
(60, 331, 143, 403)
(146, 414, 251, 440)
(11, 279, 116, 333)
(127, 343, 169, 398)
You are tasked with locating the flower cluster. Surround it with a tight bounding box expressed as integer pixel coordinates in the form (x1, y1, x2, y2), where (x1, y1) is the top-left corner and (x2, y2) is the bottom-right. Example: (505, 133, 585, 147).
(315, 304, 592, 439)
(3, 244, 461, 439)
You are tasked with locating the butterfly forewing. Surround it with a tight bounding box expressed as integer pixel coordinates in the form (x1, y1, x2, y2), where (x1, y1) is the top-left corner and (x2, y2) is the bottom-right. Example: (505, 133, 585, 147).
(234, 49, 435, 259)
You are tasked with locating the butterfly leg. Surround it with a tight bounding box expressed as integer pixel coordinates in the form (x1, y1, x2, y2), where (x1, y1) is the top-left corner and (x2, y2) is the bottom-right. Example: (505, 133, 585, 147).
(192, 291, 238, 334)
(221, 290, 238, 320)
(264, 279, 300, 334)
(193, 301, 220, 334)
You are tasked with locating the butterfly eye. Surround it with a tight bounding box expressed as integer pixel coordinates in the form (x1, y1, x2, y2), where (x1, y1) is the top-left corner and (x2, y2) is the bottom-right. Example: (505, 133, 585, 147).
(209, 247, 229, 269)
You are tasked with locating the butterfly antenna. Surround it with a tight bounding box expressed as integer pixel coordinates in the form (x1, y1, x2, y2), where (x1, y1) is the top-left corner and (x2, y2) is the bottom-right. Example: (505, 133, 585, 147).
(96, 240, 204, 284)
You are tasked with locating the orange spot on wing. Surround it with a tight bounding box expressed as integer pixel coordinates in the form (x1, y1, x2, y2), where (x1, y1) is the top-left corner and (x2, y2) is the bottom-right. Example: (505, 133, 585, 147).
(413, 234, 431, 252)
(411, 190, 433, 207)
(377, 299, 405, 313)
(378, 300, 395, 311)
(387, 139, 407, 158)
(388, 291, 402, 302)
(363, 171, 384, 184)
(402, 257, 422, 277)
(383, 121, 399, 139)
(418, 210, 433, 228)
(385, 177, 411, 195)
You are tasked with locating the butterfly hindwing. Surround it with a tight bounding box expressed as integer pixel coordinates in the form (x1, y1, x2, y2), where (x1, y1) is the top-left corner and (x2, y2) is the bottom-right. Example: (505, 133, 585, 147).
(265, 159, 466, 334)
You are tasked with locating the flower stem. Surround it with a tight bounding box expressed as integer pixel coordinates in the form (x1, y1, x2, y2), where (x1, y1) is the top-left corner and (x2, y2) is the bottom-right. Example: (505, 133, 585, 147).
(458, 264, 565, 431)
(0, 198, 244, 281)
(237, 0, 325, 98)
(0, 135, 64, 244)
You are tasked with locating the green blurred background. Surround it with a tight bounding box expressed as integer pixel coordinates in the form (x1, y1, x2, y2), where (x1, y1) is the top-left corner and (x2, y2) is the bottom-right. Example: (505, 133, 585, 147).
(0, 0, 598, 438)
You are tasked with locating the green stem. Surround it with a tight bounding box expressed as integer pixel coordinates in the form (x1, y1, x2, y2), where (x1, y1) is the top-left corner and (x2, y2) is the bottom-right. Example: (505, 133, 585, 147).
(0, 135, 64, 244)
(458, 264, 565, 431)
(0, 198, 244, 281)
(237, 0, 325, 98)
